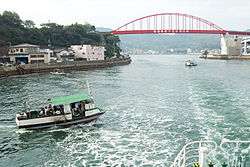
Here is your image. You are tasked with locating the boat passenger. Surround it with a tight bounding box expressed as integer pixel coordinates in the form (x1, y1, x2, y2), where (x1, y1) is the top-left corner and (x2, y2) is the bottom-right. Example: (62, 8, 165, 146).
(49, 108, 53, 116)
(82, 101, 85, 111)
(27, 112, 31, 119)
(39, 110, 43, 116)
(49, 104, 52, 109)
(75, 102, 80, 110)
(45, 106, 49, 116)
(75, 107, 80, 116)
(56, 109, 61, 115)
(58, 107, 64, 114)
(53, 106, 57, 112)
(71, 103, 75, 111)
(39, 108, 45, 116)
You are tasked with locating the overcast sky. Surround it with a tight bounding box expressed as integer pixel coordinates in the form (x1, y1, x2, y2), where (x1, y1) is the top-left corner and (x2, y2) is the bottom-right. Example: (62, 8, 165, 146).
(1, 0, 250, 31)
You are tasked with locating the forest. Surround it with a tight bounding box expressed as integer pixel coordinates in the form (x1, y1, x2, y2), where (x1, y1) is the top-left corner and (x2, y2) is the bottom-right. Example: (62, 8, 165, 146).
(0, 11, 121, 57)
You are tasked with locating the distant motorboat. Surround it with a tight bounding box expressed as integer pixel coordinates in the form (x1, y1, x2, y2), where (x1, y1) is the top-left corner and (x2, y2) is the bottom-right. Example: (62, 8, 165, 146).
(50, 69, 65, 75)
(185, 60, 197, 67)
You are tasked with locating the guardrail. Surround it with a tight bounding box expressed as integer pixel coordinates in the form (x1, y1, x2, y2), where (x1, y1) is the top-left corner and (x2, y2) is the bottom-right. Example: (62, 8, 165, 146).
(171, 140, 250, 167)
(220, 141, 250, 167)
(171, 141, 217, 167)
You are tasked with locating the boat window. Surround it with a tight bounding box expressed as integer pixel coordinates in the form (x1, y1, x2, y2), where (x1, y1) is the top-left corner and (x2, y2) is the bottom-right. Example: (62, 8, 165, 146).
(85, 98, 93, 103)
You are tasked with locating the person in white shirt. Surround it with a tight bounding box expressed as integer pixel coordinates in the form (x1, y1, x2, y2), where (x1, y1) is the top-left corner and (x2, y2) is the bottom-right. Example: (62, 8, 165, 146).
(45, 106, 49, 116)
(39, 108, 44, 116)
(56, 109, 61, 115)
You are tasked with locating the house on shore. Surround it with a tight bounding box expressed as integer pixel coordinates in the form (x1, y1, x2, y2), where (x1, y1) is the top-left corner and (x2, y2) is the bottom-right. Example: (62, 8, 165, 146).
(9, 43, 50, 64)
(71, 45, 106, 61)
(54, 48, 75, 62)
(7, 43, 106, 64)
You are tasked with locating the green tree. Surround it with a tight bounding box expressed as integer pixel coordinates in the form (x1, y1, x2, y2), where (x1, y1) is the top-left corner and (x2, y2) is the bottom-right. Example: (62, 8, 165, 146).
(102, 33, 121, 58)
(0, 11, 122, 57)
(203, 49, 209, 55)
(1, 11, 22, 27)
(0, 11, 25, 45)
(23, 20, 35, 29)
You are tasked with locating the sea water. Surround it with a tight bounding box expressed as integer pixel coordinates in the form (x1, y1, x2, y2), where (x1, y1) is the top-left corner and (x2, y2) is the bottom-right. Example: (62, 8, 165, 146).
(0, 55, 249, 166)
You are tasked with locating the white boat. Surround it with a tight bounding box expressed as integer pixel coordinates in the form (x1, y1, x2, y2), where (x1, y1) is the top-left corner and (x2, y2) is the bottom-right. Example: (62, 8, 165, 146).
(171, 140, 250, 167)
(15, 82, 105, 130)
(50, 69, 65, 75)
(185, 60, 197, 67)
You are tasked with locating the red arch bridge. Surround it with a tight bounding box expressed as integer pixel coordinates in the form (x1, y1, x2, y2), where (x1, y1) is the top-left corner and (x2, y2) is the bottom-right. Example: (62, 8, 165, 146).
(110, 13, 250, 36)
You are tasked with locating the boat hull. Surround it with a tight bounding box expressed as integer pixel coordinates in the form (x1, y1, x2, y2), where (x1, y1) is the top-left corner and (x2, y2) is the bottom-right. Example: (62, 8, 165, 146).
(185, 63, 197, 66)
(50, 72, 65, 75)
(16, 110, 105, 130)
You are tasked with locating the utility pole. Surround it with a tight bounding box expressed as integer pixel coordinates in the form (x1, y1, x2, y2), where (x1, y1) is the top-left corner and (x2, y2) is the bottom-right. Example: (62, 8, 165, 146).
(48, 20, 51, 63)
(48, 37, 51, 63)
(100, 34, 106, 46)
(113, 41, 116, 57)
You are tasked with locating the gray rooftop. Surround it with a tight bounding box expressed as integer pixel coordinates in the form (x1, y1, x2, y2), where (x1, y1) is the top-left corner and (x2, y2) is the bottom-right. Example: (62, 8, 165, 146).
(54, 48, 73, 53)
(10, 43, 39, 48)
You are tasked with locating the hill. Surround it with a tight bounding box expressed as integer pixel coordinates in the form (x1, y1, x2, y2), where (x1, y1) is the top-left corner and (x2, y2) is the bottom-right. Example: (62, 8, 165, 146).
(0, 11, 121, 57)
(119, 34, 221, 52)
(96, 27, 112, 32)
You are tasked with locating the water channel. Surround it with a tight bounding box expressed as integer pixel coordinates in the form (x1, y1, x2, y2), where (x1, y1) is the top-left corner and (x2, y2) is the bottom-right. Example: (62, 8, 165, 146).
(0, 55, 249, 166)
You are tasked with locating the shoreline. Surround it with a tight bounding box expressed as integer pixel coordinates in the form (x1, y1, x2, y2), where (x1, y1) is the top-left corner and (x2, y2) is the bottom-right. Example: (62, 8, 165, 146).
(0, 57, 131, 78)
(200, 54, 250, 60)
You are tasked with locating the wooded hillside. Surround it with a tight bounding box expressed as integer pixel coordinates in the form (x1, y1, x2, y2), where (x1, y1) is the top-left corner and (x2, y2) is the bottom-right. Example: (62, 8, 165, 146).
(0, 11, 121, 57)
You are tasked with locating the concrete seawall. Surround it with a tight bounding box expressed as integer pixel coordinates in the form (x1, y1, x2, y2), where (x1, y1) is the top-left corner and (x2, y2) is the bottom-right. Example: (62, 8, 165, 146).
(0, 57, 131, 78)
(200, 55, 250, 60)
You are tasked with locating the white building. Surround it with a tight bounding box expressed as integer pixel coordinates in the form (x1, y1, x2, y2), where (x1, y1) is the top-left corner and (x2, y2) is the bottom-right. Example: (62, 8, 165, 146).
(40, 48, 55, 62)
(54, 48, 75, 62)
(145, 50, 156, 54)
(71, 45, 105, 61)
(241, 37, 250, 55)
(187, 48, 192, 53)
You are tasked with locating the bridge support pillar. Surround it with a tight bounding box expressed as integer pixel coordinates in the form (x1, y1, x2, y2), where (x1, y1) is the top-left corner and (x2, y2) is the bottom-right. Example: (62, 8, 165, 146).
(220, 34, 241, 56)
(221, 34, 229, 55)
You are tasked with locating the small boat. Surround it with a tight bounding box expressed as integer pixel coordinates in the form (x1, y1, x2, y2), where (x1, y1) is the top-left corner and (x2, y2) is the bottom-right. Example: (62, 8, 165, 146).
(50, 69, 65, 75)
(171, 140, 250, 167)
(15, 82, 105, 130)
(185, 60, 197, 67)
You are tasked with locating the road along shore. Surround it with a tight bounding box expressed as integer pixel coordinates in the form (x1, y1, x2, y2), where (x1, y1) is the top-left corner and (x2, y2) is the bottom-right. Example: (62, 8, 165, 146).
(0, 57, 131, 78)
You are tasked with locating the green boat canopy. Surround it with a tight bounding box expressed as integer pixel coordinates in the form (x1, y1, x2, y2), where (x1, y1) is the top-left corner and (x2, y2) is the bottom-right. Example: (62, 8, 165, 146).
(50, 93, 91, 106)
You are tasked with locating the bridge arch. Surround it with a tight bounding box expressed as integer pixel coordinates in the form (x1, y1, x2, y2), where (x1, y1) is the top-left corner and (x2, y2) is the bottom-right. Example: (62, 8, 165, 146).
(111, 13, 228, 35)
